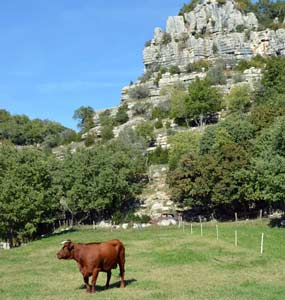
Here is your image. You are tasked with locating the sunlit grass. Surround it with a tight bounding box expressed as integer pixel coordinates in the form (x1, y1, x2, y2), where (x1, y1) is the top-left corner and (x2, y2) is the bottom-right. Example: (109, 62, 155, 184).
(0, 220, 284, 300)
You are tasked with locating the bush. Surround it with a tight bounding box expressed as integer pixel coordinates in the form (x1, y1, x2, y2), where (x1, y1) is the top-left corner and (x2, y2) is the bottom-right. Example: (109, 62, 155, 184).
(84, 133, 95, 147)
(115, 104, 129, 125)
(217, 0, 226, 5)
(129, 85, 150, 100)
(145, 40, 151, 47)
(206, 63, 226, 85)
(101, 125, 114, 142)
(236, 24, 246, 32)
(234, 55, 267, 72)
(212, 43, 218, 54)
(138, 70, 152, 83)
(132, 102, 152, 117)
(186, 60, 212, 73)
(135, 121, 155, 146)
(161, 32, 172, 45)
(151, 101, 171, 119)
(169, 65, 181, 75)
(148, 146, 169, 164)
(225, 84, 252, 113)
(154, 119, 163, 129)
(154, 72, 162, 87)
(178, 0, 200, 15)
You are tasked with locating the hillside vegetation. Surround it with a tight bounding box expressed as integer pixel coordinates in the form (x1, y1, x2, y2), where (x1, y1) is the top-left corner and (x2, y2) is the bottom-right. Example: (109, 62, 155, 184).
(1, 0, 285, 246)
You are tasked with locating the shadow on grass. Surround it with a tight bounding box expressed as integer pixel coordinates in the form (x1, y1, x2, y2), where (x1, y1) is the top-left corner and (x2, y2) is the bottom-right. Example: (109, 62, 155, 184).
(78, 279, 137, 292)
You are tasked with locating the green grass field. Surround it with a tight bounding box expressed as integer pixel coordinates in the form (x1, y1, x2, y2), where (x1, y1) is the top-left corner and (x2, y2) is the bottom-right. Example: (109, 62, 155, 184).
(0, 220, 285, 300)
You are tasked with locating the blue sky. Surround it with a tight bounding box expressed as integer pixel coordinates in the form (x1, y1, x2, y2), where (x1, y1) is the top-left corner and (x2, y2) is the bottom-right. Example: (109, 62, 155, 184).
(0, 0, 184, 130)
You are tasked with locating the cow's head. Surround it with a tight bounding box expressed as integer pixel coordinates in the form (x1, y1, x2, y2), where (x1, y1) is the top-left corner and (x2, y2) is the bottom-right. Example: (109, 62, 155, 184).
(57, 240, 74, 259)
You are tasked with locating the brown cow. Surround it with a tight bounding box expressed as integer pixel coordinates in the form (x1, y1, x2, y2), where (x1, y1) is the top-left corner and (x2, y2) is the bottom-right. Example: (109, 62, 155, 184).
(57, 239, 125, 293)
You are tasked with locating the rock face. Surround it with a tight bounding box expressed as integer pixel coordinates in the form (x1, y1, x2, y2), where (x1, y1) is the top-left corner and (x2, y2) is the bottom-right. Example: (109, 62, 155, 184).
(138, 165, 176, 218)
(143, 0, 285, 71)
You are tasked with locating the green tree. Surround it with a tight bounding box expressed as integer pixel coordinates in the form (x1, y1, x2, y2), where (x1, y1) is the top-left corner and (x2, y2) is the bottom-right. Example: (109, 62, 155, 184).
(225, 84, 252, 113)
(73, 106, 95, 132)
(186, 78, 222, 126)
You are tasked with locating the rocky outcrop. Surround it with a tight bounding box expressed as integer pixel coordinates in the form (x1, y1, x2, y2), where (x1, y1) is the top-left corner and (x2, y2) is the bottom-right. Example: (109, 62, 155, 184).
(143, 0, 285, 71)
(138, 165, 176, 218)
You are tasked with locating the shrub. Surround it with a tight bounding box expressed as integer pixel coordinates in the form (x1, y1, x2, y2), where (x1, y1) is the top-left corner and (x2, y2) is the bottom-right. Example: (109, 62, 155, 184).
(115, 104, 129, 125)
(234, 55, 267, 72)
(154, 72, 162, 87)
(178, 0, 200, 15)
(225, 84, 252, 113)
(84, 133, 95, 147)
(154, 119, 163, 129)
(217, 0, 226, 5)
(169, 65, 181, 75)
(138, 70, 152, 83)
(236, 24, 246, 32)
(135, 121, 155, 145)
(206, 63, 226, 85)
(161, 32, 172, 45)
(212, 43, 218, 54)
(151, 101, 171, 119)
(233, 72, 244, 83)
(145, 40, 151, 47)
(186, 59, 212, 73)
(99, 110, 114, 127)
(101, 125, 114, 142)
(132, 102, 152, 116)
(148, 146, 169, 164)
(129, 85, 150, 100)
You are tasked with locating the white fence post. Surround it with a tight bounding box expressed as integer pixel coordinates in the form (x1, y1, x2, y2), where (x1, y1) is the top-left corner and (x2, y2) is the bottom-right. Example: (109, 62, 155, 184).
(260, 233, 264, 255)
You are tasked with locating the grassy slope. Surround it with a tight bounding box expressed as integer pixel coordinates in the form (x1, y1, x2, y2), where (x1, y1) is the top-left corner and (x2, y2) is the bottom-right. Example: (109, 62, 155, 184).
(0, 220, 284, 300)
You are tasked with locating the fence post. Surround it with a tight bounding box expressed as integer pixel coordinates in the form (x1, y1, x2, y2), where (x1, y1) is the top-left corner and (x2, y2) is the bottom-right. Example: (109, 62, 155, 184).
(235, 230, 238, 247)
(235, 212, 238, 222)
(260, 233, 264, 255)
(191, 223, 193, 234)
(200, 223, 203, 237)
(216, 225, 219, 240)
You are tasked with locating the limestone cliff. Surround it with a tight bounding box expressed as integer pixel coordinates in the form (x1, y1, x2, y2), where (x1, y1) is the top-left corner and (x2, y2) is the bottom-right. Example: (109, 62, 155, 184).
(143, 0, 285, 72)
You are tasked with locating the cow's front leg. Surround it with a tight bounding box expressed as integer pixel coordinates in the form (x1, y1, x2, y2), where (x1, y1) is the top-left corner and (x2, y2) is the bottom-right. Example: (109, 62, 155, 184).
(90, 269, 100, 293)
(83, 275, 91, 293)
(106, 270, 111, 289)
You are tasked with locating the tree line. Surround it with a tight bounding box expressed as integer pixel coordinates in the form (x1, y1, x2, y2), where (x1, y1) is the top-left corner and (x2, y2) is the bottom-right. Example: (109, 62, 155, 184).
(167, 56, 285, 220)
(0, 142, 145, 246)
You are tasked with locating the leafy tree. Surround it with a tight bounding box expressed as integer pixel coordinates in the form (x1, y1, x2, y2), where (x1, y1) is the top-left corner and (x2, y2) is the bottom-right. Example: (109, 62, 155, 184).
(135, 121, 155, 146)
(168, 131, 201, 170)
(186, 78, 222, 126)
(73, 106, 95, 132)
(170, 90, 190, 126)
(0, 145, 59, 245)
(225, 84, 252, 113)
(246, 117, 285, 208)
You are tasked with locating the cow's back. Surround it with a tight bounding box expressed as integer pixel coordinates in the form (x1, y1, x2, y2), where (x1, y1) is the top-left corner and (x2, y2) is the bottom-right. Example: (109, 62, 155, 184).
(77, 240, 124, 273)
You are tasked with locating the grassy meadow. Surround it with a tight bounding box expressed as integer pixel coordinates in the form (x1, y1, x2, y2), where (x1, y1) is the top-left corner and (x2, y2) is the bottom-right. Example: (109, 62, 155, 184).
(0, 220, 285, 300)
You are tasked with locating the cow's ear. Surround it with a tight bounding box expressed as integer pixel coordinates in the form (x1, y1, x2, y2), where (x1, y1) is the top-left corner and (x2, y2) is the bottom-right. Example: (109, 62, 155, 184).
(67, 241, 74, 251)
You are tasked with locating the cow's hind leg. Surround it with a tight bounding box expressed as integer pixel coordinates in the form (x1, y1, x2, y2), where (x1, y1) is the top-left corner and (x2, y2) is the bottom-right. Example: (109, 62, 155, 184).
(83, 276, 91, 293)
(90, 269, 99, 293)
(118, 251, 125, 288)
(106, 270, 111, 289)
